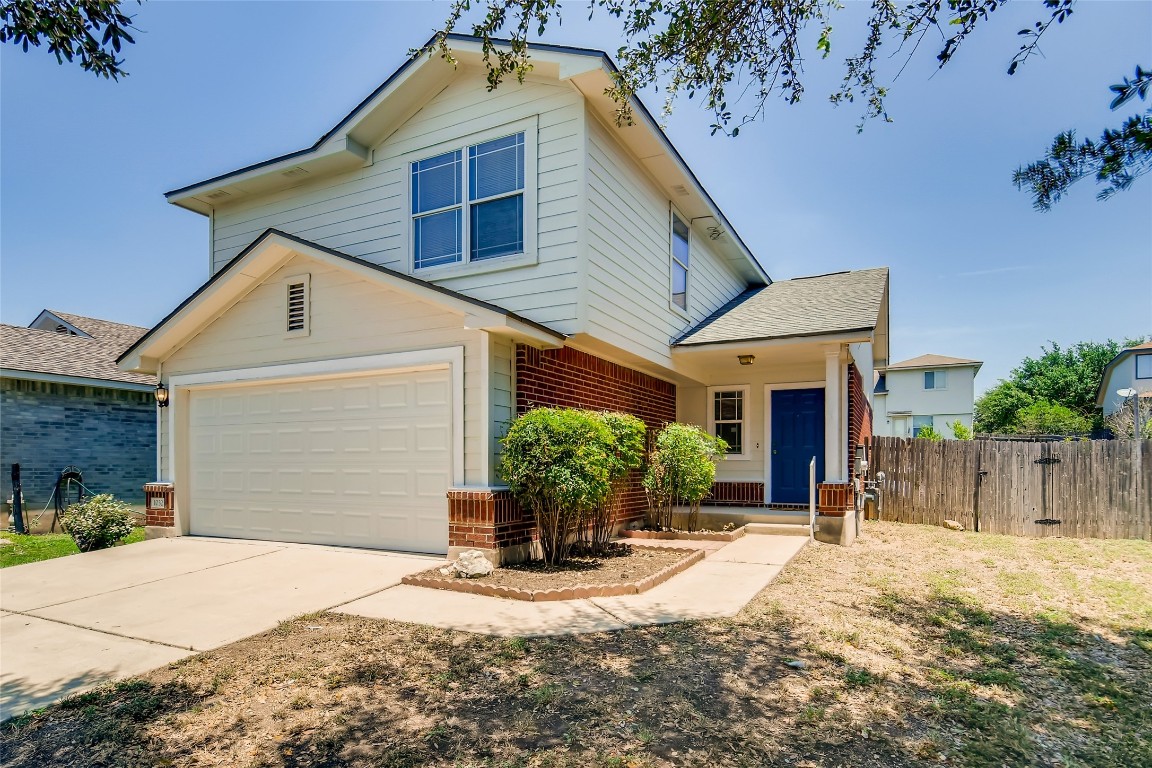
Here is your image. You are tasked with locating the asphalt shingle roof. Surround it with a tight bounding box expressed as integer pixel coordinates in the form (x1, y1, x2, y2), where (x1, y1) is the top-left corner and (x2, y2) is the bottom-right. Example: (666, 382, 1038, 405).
(1, 313, 155, 386)
(885, 354, 982, 370)
(674, 267, 888, 346)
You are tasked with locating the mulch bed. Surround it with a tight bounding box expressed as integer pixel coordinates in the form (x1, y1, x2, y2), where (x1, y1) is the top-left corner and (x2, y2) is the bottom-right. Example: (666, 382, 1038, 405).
(404, 544, 703, 601)
(622, 526, 745, 542)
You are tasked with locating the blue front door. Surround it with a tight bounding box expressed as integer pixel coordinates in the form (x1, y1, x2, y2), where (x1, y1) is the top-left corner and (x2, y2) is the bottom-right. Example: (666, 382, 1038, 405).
(771, 388, 825, 504)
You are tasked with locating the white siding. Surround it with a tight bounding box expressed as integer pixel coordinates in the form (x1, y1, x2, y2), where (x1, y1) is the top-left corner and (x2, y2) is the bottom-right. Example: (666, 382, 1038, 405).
(876, 366, 978, 438)
(162, 255, 488, 485)
(1100, 353, 1152, 416)
(210, 69, 583, 334)
(584, 111, 747, 368)
(489, 335, 515, 485)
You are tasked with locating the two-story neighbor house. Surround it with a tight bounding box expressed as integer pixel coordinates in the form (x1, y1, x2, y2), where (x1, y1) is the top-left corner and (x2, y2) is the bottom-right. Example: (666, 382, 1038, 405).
(873, 354, 981, 438)
(118, 36, 890, 559)
(1096, 341, 1152, 418)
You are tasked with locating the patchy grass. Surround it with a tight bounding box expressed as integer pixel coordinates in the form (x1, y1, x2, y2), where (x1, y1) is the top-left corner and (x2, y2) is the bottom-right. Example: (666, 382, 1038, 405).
(0, 528, 146, 568)
(2, 522, 1150, 767)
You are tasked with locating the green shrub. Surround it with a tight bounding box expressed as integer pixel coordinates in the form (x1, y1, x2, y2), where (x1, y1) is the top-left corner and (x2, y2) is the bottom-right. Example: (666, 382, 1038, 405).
(948, 420, 973, 440)
(60, 494, 136, 552)
(644, 423, 727, 532)
(500, 408, 645, 564)
(1013, 400, 1092, 436)
(916, 425, 943, 441)
(582, 412, 646, 555)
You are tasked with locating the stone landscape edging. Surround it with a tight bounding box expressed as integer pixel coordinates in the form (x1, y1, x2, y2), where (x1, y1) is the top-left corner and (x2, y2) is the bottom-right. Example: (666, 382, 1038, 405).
(402, 546, 706, 602)
(621, 526, 746, 542)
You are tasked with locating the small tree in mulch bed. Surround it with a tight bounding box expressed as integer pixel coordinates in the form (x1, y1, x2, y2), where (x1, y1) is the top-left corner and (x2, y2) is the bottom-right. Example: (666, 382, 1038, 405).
(500, 408, 646, 565)
(644, 424, 727, 532)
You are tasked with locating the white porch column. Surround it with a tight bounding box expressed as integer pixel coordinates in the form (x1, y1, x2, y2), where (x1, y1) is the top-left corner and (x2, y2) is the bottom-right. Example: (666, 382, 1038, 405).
(824, 347, 846, 482)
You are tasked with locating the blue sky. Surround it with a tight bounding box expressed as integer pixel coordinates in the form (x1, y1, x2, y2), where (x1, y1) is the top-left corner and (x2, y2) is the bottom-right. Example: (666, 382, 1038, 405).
(2, 1, 1149, 393)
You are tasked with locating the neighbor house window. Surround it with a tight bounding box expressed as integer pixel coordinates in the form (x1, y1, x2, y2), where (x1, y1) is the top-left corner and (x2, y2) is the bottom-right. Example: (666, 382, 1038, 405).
(671, 212, 690, 311)
(1137, 353, 1152, 379)
(709, 386, 748, 457)
(924, 370, 947, 390)
(912, 415, 933, 437)
(411, 132, 525, 270)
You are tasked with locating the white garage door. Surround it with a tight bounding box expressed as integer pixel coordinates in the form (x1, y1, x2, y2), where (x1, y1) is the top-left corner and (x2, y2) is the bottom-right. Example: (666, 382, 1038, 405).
(188, 368, 451, 553)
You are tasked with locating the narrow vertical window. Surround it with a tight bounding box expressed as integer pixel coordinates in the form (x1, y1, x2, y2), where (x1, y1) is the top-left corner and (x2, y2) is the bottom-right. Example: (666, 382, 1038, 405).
(284, 274, 310, 337)
(411, 150, 463, 269)
(671, 212, 690, 310)
(469, 133, 525, 261)
(712, 389, 745, 454)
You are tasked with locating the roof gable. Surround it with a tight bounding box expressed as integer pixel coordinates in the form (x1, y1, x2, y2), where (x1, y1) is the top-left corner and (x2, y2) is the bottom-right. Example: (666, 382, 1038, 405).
(117, 229, 563, 373)
(885, 354, 983, 371)
(164, 35, 769, 286)
(1095, 343, 1152, 406)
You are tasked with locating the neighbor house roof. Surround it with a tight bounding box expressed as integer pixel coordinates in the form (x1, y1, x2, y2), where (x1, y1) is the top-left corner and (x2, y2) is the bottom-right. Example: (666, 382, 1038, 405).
(673, 267, 889, 347)
(1094, 341, 1152, 406)
(883, 354, 983, 371)
(1, 315, 155, 387)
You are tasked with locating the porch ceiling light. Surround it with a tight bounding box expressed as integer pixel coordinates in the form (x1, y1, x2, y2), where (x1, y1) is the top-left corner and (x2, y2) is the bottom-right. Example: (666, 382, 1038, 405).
(155, 382, 170, 408)
(738, 354, 755, 366)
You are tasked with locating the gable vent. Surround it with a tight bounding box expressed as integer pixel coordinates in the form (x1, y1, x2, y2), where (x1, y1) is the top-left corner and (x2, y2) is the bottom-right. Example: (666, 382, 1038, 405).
(284, 274, 310, 336)
(281, 166, 310, 179)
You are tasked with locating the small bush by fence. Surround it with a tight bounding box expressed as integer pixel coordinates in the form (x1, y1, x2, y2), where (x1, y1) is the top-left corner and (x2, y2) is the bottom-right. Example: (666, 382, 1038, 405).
(870, 436, 1151, 540)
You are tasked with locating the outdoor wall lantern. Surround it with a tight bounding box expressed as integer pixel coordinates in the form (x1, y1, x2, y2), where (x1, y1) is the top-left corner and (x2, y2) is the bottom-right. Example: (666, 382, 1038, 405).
(155, 382, 170, 408)
(737, 355, 755, 366)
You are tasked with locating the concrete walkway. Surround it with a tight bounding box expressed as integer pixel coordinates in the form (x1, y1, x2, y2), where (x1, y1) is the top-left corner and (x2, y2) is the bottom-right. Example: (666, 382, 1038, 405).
(335, 534, 808, 636)
(0, 537, 438, 718)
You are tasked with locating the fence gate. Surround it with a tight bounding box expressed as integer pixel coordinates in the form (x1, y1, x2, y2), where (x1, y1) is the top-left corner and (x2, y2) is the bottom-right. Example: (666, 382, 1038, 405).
(869, 437, 1151, 541)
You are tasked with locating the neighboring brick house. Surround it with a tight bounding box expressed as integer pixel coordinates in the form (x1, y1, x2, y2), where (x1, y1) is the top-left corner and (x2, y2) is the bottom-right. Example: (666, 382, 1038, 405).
(118, 35, 888, 560)
(1, 310, 156, 519)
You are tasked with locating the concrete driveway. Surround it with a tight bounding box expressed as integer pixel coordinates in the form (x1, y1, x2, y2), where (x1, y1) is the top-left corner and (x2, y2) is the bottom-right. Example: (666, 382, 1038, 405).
(0, 537, 439, 719)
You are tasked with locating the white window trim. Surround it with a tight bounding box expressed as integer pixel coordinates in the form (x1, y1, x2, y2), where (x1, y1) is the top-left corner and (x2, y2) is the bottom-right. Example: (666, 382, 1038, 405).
(924, 369, 948, 390)
(283, 273, 310, 339)
(1136, 353, 1152, 380)
(668, 206, 691, 319)
(403, 116, 539, 279)
(708, 384, 751, 460)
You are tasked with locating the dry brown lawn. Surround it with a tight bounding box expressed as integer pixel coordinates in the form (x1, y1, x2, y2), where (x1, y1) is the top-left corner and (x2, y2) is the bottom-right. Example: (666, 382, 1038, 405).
(3, 521, 1150, 768)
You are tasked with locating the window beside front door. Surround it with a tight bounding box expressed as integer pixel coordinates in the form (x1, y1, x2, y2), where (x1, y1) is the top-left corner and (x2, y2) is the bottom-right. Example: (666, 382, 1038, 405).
(411, 131, 526, 270)
(708, 386, 749, 458)
(913, 415, 934, 436)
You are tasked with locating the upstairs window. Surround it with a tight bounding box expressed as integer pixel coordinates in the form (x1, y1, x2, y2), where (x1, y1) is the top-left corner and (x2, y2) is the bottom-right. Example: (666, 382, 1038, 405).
(1137, 353, 1152, 379)
(412, 132, 525, 270)
(924, 370, 948, 390)
(671, 212, 690, 311)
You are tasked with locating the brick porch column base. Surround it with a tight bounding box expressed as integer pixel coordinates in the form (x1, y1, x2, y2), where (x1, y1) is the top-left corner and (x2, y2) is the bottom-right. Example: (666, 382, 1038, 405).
(447, 488, 537, 565)
(816, 482, 854, 517)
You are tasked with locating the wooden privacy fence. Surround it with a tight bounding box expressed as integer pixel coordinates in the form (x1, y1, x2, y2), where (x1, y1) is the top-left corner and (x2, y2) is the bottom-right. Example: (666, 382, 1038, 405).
(869, 436, 1152, 540)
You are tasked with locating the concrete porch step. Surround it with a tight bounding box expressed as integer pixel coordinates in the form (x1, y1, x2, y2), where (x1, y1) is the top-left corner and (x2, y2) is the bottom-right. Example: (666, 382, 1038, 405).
(745, 522, 812, 537)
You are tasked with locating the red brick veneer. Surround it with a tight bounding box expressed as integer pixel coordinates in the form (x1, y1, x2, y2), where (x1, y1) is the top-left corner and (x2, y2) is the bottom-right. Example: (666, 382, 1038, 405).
(447, 488, 534, 550)
(515, 344, 677, 526)
(708, 481, 767, 507)
(847, 362, 873, 478)
(817, 482, 854, 516)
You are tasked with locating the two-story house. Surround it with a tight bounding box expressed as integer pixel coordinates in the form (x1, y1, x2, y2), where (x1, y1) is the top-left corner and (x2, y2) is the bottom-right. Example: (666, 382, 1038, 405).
(873, 354, 981, 438)
(118, 36, 890, 559)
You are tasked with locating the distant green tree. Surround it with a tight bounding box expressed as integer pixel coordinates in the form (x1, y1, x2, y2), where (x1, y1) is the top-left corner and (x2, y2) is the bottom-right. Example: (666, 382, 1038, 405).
(1015, 66, 1152, 209)
(974, 381, 1036, 434)
(1013, 401, 1092, 436)
(1, 0, 138, 79)
(976, 338, 1146, 434)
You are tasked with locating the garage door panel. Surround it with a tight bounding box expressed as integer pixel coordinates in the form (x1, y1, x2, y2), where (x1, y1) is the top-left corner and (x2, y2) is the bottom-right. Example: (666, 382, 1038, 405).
(188, 369, 451, 554)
